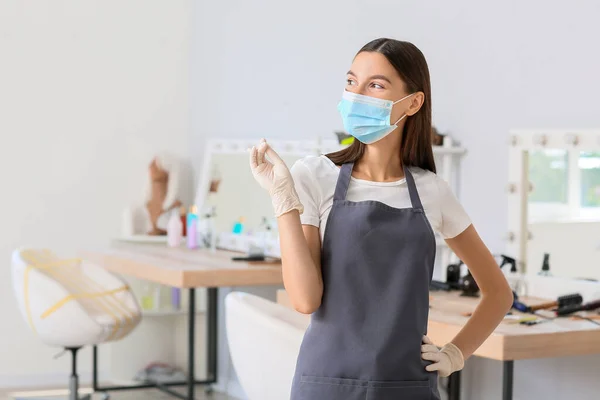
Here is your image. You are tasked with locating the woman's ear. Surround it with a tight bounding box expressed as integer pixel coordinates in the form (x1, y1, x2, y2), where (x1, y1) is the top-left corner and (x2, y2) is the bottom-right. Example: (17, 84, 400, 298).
(406, 92, 425, 116)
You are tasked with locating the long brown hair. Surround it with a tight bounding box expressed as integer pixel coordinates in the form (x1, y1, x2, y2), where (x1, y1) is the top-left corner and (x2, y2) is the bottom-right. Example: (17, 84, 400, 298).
(327, 38, 436, 173)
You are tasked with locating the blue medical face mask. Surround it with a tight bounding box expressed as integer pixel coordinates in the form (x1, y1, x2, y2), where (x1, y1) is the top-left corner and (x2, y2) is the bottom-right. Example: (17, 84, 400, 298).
(337, 91, 415, 144)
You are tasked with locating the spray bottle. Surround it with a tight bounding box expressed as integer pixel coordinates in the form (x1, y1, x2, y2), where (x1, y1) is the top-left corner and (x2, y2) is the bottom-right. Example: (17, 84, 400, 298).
(499, 255, 527, 296)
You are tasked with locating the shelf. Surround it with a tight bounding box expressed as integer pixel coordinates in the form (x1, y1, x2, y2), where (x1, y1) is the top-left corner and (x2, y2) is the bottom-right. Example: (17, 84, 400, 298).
(432, 146, 467, 155)
(115, 235, 168, 244)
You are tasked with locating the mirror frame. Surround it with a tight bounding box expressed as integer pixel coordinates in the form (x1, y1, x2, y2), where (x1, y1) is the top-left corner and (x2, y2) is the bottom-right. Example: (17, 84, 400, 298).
(507, 129, 600, 274)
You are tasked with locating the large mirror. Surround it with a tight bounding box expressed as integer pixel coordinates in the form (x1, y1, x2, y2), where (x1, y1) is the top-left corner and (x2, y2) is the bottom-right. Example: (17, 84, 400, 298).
(508, 131, 600, 281)
(194, 139, 321, 255)
(527, 148, 600, 280)
(204, 152, 307, 234)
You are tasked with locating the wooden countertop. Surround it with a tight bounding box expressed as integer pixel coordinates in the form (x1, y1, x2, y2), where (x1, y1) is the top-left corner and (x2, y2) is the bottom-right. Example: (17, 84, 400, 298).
(276, 289, 600, 361)
(82, 242, 283, 288)
(83, 242, 600, 361)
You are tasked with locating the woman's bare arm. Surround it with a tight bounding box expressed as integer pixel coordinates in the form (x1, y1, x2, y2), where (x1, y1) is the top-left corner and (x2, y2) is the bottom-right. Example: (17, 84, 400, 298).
(248, 140, 323, 314)
(277, 210, 323, 314)
(444, 224, 514, 359)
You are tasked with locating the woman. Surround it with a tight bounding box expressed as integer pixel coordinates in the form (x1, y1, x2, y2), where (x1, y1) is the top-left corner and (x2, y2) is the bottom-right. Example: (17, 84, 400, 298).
(249, 38, 513, 400)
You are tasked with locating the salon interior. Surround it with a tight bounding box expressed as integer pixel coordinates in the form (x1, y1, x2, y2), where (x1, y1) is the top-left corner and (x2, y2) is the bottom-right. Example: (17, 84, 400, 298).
(2, 1, 600, 400)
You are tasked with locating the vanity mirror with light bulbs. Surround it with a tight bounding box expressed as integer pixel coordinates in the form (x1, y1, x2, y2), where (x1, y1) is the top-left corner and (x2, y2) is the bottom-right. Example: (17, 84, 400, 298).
(507, 130, 600, 286)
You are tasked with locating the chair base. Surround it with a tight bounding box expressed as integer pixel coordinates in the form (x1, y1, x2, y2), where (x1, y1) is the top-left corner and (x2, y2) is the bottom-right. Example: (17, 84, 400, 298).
(65, 348, 109, 400)
(9, 348, 108, 400)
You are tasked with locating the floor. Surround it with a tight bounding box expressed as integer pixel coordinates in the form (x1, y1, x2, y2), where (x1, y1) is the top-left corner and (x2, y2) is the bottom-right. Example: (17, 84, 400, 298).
(0, 388, 236, 400)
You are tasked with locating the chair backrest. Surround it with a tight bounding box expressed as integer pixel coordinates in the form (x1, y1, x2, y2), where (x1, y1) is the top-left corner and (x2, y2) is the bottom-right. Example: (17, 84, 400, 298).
(11, 248, 141, 347)
(225, 291, 309, 400)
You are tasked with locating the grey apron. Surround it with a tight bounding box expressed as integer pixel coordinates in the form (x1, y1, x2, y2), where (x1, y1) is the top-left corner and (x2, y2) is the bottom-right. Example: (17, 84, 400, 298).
(290, 161, 440, 400)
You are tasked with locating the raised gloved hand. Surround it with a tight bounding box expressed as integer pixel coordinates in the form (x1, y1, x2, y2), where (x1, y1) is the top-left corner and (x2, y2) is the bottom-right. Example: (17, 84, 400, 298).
(249, 139, 304, 217)
(421, 335, 464, 377)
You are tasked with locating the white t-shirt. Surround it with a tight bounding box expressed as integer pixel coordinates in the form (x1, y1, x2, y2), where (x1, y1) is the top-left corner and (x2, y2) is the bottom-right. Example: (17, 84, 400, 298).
(290, 155, 472, 244)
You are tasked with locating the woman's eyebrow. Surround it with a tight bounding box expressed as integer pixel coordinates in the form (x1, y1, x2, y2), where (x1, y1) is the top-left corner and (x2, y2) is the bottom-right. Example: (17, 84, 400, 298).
(346, 71, 392, 84)
(368, 74, 392, 84)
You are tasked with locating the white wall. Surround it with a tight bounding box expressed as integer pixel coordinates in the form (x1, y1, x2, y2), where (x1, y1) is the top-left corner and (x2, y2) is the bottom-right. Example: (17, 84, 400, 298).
(0, 0, 192, 387)
(192, 1, 600, 399)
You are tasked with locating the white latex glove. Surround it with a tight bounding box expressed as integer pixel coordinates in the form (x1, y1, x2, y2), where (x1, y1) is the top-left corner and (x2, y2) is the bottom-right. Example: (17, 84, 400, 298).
(421, 335, 464, 377)
(249, 139, 304, 217)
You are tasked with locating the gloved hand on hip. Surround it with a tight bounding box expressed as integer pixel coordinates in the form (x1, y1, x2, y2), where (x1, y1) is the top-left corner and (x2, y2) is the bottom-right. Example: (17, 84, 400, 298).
(249, 139, 304, 217)
(421, 335, 465, 377)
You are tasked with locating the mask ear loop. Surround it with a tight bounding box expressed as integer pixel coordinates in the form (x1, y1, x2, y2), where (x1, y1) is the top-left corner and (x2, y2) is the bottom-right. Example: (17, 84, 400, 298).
(392, 92, 416, 105)
(391, 92, 416, 125)
(393, 114, 408, 125)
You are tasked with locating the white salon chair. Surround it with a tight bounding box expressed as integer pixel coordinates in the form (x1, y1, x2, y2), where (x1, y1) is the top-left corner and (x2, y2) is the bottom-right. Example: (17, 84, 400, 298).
(225, 292, 310, 400)
(11, 248, 142, 400)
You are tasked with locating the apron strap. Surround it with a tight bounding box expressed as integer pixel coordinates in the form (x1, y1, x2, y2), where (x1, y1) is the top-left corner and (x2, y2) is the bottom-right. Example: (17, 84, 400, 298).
(333, 162, 354, 201)
(403, 165, 424, 211)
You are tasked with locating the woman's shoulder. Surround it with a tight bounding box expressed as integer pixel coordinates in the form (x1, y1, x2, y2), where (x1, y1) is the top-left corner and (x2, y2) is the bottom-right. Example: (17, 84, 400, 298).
(408, 165, 438, 183)
(408, 166, 451, 198)
(292, 155, 340, 177)
(290, 155, 339, 207)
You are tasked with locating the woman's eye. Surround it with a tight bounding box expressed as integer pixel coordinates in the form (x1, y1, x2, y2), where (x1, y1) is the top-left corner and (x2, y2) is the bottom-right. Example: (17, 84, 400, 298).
(346, 78, 356, 86)
(371, 82, 384, 89)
